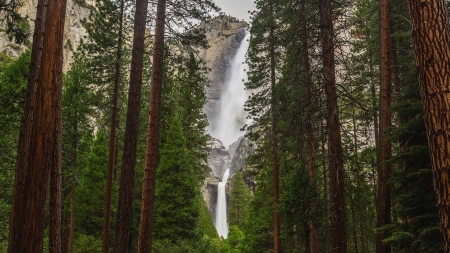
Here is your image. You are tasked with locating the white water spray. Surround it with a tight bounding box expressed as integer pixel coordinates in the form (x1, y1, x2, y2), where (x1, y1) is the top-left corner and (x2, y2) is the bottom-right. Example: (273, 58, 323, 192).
(210, 32, 251, 148)
(215, 168, 230, 238)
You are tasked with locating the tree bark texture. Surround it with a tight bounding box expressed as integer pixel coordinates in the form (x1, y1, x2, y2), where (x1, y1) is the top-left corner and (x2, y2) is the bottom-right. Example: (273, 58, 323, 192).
(113, 0, 148, 250)
(102, 1, 124, 252)
(319, 0, 348, 251)
(321, 119, 330, 252)
(8, 0, 47, 250)
(302, 1, 319, 251)
(377, 0, 392, 251)
(8, 0, 66, 251)
(137, 0, 166, 251)
(408, 0, 450, 250)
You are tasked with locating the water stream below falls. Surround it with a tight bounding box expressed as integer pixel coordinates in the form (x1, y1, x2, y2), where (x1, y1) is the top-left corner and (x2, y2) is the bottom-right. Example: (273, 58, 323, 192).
(212, 31, 250, 239)
(215, 168, 230, 238)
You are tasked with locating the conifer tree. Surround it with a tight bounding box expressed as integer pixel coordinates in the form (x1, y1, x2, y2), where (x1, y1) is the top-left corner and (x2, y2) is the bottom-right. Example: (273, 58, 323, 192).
(0, 0, 30, 43)
(61, 61, 95, 253)
(377, 0, 392, 249)
(319, 0, 347, 250)
(137, 0, 166, 251)
(407, 0, 450, 250)
(8, 0, 67, 251)
(114, 0, 148, 250)
(0, 50, 30, 247)
(229, 171, 252, 230)
(152, 114, 202, 241)
(245, 0, 282, 250)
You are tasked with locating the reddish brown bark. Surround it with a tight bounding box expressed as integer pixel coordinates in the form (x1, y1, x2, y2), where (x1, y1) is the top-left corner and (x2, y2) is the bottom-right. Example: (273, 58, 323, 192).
(408, 0, 450, 250)
(302, 1, 319, 251)
(113, 0, 148, 250)
(319, 0, 347, 251)
(377, 0, 392, 251)
(137, 0, 166, 251)
(102, 1, 124, 252)
(8, 0, 66, 251)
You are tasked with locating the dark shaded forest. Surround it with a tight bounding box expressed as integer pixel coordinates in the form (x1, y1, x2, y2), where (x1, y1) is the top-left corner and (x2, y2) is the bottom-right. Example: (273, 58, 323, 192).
(1, 0, 450, 252)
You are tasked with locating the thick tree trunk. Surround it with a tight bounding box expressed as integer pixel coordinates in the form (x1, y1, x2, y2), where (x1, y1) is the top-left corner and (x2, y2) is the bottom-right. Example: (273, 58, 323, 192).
(408, 0, 450, 250)
(137, 0, 166, 251)
(8, 0, 47, 250)
(302, 1, 319, 251)
(102, 1, 124, 252)
(113, 0, 148, 250)
(319, 0, 347, 251)
(8, 0, 66, 251)
(377, 0, 392, 250)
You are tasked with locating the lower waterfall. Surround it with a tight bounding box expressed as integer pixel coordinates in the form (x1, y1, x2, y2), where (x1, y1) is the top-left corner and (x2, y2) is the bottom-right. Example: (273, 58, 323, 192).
(215, 168, 230, 238)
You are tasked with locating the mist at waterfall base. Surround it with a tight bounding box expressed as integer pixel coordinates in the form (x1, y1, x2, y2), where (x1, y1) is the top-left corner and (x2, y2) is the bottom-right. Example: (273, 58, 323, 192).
(209, 32, 251, 148)
(215, 169, 230, 238)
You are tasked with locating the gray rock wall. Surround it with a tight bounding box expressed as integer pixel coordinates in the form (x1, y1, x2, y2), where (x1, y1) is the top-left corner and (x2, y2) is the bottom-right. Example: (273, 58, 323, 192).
(196, 15, 248, 125)
(0, 0, 91, 71)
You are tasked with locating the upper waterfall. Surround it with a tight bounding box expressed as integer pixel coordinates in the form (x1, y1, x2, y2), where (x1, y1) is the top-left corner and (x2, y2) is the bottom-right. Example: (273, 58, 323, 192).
(209, 31, 251, 148)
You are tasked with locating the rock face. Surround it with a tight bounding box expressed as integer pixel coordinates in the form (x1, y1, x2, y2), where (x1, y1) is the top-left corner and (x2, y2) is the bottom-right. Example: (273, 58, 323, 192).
(0, 0, 91, 71)
(201, 176, 220, 225)
(203, 136, 255, 222)
(207, 138, 231, 178)
(230, 137, 255, 176)
(196, 15, 248, 125)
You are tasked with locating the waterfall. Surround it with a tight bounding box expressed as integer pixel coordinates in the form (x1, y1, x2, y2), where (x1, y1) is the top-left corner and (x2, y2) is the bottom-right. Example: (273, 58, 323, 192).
(210, 31, 251, 148)
(215, 168, 230, 238)
(211, 30, 251, 239)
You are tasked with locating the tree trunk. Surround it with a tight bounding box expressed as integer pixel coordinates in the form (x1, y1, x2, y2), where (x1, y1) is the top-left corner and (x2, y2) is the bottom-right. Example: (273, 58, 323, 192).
(137, 0, 166, 251)
(407, 0, 450, 250)
(102, 1, 124, 252)
(113, 0, 148, 251)
(69, 182, 75, 253)
(377, 0, 392, 250)
(321, 119, 330, 252)
(113, 0, 148, 250)
(8, 0, 66, 251)
(269, 1, 280, 250)
(319, 0, 347, 250)
(302, 1, 319, 251)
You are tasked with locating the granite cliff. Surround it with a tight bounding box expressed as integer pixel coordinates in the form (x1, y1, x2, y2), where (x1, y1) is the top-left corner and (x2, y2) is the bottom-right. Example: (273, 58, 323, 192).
(195, 15, 248, 125)
(0, 0, 92, 71)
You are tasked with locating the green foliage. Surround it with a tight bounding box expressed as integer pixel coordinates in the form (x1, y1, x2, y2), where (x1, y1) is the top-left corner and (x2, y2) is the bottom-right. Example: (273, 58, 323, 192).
(152, 236, 220, 253)
(199, 198, 219, 239)
(221, 225, 247, 253)
(241, 155, 275, 253)
(229, 172, 251, 230)
(172, 53, 211, 182)
(0, 50, 30, 245)
(73, 234, 102, 253)
(74, 131, 109, 237)
(153, 114, 203, 241)
(0, 0, 30, 44)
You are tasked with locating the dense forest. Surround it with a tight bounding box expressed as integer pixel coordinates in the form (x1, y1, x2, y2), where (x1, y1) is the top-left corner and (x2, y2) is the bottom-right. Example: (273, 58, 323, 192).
(1, 0, 450, 252)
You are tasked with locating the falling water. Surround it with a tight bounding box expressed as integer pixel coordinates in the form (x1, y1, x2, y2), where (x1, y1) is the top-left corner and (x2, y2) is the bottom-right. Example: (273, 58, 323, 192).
(215, 168, 230, 238)
(210, 31, 251, 148)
